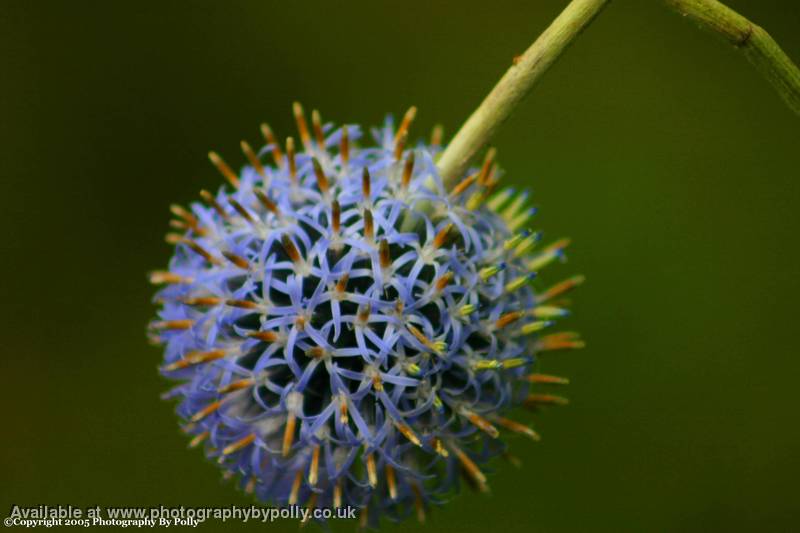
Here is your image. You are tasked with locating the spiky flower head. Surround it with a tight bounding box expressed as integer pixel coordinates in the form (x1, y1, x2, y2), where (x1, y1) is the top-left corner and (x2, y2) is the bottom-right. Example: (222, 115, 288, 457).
(149, 104, 583, 526)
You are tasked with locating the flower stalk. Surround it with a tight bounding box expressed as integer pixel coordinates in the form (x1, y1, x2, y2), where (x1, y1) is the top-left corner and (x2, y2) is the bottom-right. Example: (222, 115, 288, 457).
(663, 0, 800, 117)
(437, 0, 800, 189)
(437, 0, 610, 188)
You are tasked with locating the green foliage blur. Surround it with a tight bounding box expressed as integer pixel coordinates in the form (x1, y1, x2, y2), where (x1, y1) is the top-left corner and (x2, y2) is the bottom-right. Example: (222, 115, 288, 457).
(1, 1, 798, 531)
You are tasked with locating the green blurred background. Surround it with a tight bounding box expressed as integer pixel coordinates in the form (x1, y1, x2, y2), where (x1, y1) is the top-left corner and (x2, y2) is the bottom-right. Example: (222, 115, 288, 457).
(2, 1, 798, 531)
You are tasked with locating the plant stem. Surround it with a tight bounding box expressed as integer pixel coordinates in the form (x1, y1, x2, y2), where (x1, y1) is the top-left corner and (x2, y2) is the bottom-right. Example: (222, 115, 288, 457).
(437, 0, 610, 189)
(664, 0, 800, 118)
(436, 0, 800, 191)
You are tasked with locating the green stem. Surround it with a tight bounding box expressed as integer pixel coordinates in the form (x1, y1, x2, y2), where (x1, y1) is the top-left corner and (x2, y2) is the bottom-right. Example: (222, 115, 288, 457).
(664, 0, 800, 118)
(436, 0, 800, 191)
(437, 0, 610, 189)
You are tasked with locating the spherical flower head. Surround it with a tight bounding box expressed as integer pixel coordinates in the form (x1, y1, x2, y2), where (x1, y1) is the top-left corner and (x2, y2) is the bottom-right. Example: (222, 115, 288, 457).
(149, 105, 583, 526)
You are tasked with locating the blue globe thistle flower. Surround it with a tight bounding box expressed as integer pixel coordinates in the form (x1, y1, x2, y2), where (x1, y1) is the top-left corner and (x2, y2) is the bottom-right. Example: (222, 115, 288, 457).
(149, 103, 583, 526)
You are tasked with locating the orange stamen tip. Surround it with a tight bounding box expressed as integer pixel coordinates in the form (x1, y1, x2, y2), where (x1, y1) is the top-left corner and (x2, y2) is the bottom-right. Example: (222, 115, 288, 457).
(286, 137, 297, 182)
(200, 189, 229, 220)
(306, 346, 327, 359)
(248, 330, 279, 343)
(394, 105, 418, 144)
(340, 127, 350, 167)
(260, 122, 284, 168)
(362, 167, 372, 199)
(451, 172, 479, 197)
(217, 378, 254, 394)
(163, 348, 225, 371)
(331, 200, 341, 233)
(478, 148, 497, 185)
(449, 442, 488, 491)
(333, 479, 344, 509)
(309, 445, 321, 485)
(240, 139, 266, 177)
(289, 468, 303, 505)
(379, 239, 391, 270)
(169, 204, 197, 225)
(463, 409, 500, 438)
(540, 275, 585, 302)
(393, 130, 407, 161)
(182, 296, 221, 307)
(435, 271, 454, 292)
(363, 208, 374, 241)
(149, 271, 192, 285)
(280, 234, 302, 264)
(493, 416, 541, 441)
(407, 324, 442, 355)
(335, 273, 349, 294)
(255, 190, 280, 215)
(527, 373, 570, 385)
(292, 102, 311, 150)
(365, 452, 377, 487)
(208, 151, 240, 188)
(402, 152, 415, 189)
(545, 238, 572, 252)
(526, 394, 570, 406)
(151, 319, 194, 331)
(222, 433, 256, 456)
(183, 239, 219, 264)
(226, 299, 259, 309)
(495, 310, 525, 329)
(311, 109, 325, 148)
(229, 198, 256, 225)
(222, 251, 249, 270)
(190, 400, 221, 422)
(371, 373, 384, 392)
(411, 483, 426, 523)
(538, 332, 585, 352)
(282, 413, 297, 457)
(430, 124, 444, 148)
(188, 431, 209, 448)
(312, 157, 329, 195)
(396, 423, 422, 447)
(386, 464, 398, 500)
(432, 223, 454, 249)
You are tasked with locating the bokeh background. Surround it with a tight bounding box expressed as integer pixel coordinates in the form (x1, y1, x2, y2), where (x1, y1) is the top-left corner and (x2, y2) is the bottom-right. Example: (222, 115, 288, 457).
(2, 1, 798, 531)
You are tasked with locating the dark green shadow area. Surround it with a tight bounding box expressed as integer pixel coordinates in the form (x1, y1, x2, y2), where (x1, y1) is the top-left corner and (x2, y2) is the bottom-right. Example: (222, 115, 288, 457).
(1, 1, 798, 531)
